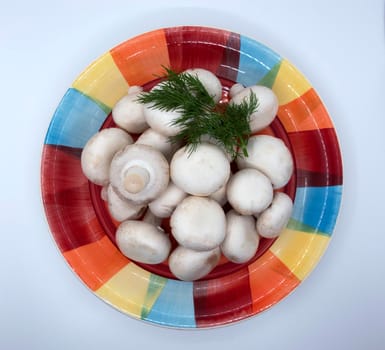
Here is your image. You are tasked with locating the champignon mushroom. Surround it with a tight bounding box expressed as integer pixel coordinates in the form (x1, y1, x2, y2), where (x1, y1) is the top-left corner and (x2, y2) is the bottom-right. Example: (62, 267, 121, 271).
(230, 85, 278, 132)
(227, 168, 273, 215)
(256, 192, 293, 238)
(135, 128, 179, 161)
(170, 142, 231, 196)
(170, 196, 226, 251)
(183, 68, 223, 103)
(112, 86, 148, 133)
(81, 128, 133, 186)
(109, 144, 169, 205)
(116, 220, 171, 264)
(148, 182, 187, 218)
(221, 210, 259, 263)
(169, 246, 221, 281)
(199, 134, 234, 161)
(100, 185, 108, 201)
(106, 184, 145, 222)
(142, 209, 163, 227)
(229, 83, 245, 98)
(142, 83, 183, 137)
(209, 181, 228, 206)
(236, 135, 294, 189)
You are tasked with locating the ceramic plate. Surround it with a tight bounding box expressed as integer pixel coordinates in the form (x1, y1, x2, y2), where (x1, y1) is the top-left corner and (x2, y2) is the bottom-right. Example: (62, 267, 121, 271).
(41, 26, 343, 328)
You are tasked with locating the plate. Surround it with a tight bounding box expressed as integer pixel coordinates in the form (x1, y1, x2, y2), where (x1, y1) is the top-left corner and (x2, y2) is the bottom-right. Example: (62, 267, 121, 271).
(41, 26, 343, 328)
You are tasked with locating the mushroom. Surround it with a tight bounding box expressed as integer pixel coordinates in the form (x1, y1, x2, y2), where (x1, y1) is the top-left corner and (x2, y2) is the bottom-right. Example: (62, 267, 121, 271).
(170, 196, 226, 251)
(106, 184, 145, 222)
(81, 128, 133, 186)
(135, 128, 179, 161)
(142, 209, 163, 227)
(100, 185, 108, 201)
(199, 134, 234, 161)
(230, 85, 278, 132)
(256, 192, 293, 238)
(143, 83, 183, 137)
(109, 144, 169, 205)
(116, 220, 171, 264)
(169, 246, 221, 281)
(112, 86, 148, 133)
(236, 135, 294, 189)
(229, 83, 245, 98)
(209, 181, 228, 206)
(148, 182, 187, 218)
(221, 210, 259, 263)
(170, 142, 231, 196)
(227, 168, 273, 215)
(183, 68, 223, 103)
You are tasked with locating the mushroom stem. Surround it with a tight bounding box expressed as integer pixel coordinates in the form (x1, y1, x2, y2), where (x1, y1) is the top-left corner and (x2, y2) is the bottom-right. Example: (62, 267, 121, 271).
(123, 166, 150, 194)
(110, 144, 169, 205)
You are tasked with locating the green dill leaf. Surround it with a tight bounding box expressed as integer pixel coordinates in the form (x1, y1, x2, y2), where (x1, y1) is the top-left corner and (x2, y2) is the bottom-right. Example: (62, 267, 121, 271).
(137, 67, 259, 158)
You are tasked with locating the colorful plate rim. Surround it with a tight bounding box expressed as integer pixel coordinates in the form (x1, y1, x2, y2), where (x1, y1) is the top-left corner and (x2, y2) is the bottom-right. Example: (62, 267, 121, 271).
(41, 26, 343, 328)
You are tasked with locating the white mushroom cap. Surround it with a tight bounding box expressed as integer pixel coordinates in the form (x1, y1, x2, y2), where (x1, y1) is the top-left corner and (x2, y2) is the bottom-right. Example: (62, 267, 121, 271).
(106, 184, 145, 222)
(170, 142, 231, 196)
(170, 196, 226, 251)
(142, 209, 163, 227)
(112, 86, 148, 133)
(236, 135, 294, 189)
(209, 181, 228, 206)
(116, 220, 171, 264)
(183, 68, 223, 103)
(227, 168, 273, 215)
(143, 106, 182, 137)
(229, 83, 245, 98)
(100, 185, 108, 201)
(143, 83, 183, 137)
(221, 210, 259, 263)
(199, 134, 234, 161)
(169, 246, 221, 281)
(81, 128, 133, 186)
(256, 192, 293, 238)
(148, 182, 187, 218)
(230, 85, 278, 132)
(110, 144, 169, 205)
(135, 128, 179, 161)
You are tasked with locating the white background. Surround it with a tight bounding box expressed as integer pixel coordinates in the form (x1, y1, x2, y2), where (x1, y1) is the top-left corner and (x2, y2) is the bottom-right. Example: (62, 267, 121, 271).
(1, 0, 384, 349)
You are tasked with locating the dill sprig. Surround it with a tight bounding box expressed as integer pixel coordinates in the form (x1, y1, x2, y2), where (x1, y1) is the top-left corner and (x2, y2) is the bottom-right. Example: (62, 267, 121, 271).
(137, 67, 258, 158)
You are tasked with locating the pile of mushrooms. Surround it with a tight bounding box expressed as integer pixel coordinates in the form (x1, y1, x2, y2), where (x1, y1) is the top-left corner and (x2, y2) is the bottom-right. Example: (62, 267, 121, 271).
(81, 68, 294, 281)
